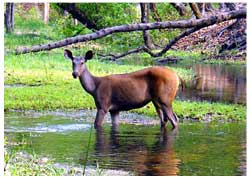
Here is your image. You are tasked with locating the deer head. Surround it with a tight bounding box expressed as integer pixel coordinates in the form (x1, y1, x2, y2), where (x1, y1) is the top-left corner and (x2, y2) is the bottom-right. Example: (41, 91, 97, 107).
(64, 49, 94, 79)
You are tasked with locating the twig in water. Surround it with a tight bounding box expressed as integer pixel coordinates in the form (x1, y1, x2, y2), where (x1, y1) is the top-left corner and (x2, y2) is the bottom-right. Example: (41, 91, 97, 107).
(82, 125, 93, 176)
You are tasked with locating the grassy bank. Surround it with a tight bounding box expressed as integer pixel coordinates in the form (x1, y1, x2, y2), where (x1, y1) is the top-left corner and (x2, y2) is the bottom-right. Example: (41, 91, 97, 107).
(4, 56, 245, 123)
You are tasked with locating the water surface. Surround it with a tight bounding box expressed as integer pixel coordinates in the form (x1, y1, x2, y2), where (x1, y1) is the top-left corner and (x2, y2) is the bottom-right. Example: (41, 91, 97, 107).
(5, 111, 246, 176)
(171, 64, 246, 104)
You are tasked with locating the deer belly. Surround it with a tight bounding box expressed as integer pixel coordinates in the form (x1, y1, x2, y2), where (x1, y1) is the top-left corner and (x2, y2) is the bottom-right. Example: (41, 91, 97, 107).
(110, 81, 151, 111)
(110, 97, 151, 111)
(110, 101, 150, 111)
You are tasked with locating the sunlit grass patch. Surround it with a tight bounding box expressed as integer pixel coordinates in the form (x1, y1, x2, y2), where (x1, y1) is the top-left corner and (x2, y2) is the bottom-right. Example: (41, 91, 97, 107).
(5, 151, 65, 176)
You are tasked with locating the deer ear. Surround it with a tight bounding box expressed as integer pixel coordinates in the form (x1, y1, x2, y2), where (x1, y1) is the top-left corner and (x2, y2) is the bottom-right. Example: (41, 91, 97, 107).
(85, 50, 94, 61)
(64, 49, 73, 60)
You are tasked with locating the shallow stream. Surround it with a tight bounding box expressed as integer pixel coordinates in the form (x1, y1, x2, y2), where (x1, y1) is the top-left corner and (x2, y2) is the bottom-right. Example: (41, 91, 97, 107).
(5, 111, 246, 175)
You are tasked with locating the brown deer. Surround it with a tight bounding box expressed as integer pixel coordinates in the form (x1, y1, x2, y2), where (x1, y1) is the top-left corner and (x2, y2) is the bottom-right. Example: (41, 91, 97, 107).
(64, 49, 183, 129)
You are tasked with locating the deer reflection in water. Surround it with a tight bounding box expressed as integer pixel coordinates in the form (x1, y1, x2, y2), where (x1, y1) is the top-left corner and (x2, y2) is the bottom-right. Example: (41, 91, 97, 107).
(94, 126, 180, 176)
(177, 64, 246, 104)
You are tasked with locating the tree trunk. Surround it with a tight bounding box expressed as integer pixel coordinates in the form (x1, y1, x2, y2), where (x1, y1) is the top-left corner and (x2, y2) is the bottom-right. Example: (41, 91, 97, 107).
(57, 3, 98, 30)
(43, 2, 49, 24)
(170, 3, 187, 16)
(196, 3, 205, 15)
(140, 3, 155, 49)
(204, 3, 214, 11)
(225, 3, 236, 11)
(189, 3, 202, 19)
(15, 9, 246, 54)
(197, 3, 213, 14)
(219, 3, 227, 10)
(5, 3, 15, 33)
(149, 3, 162, 22)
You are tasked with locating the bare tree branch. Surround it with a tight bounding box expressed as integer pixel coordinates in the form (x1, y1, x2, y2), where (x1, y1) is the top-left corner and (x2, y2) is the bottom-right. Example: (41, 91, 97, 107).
(15, 9, 246, 55)
(189, 3, 202, 19)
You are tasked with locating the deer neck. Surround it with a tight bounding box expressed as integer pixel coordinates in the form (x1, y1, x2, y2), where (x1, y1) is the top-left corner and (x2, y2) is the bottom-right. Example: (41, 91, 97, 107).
(79, 67, 99, 95)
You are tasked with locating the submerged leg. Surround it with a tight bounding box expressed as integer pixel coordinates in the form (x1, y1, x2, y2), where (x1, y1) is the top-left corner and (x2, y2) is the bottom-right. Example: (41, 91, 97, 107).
(161, 104, 178, 129)
(110, 111, 119, 127)
(153, 101, 165, 127)
(94, 109, 107, 129)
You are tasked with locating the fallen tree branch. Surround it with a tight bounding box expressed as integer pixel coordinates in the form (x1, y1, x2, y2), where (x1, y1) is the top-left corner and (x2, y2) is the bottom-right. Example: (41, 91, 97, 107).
(143, 26, 203, 57)
(98, 26, 213, 60)
(98, 27, 213, 61)
(15, 9, 246, 54)
(217, 19, 238, 37)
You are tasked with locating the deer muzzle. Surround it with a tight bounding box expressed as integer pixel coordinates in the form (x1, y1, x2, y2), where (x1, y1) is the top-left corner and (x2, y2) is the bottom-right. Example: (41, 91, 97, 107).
(72, 72, 78, 79)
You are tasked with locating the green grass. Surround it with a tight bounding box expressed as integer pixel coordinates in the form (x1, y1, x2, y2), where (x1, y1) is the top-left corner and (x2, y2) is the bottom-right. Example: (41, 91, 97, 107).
(202, 59, 246, 65)
(4, 135, 65, 176)
(5, 151, 65, 176)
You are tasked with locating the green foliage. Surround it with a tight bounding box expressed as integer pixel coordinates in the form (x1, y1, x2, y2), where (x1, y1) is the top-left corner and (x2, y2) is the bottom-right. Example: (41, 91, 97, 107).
(14, 4, 44, 31)
(147, 3, 191, 46)
(50, 3, 139, 39)
(97, 31, 143, 53)
(77, 3, 138, 29)
(52, 14, 92, 37)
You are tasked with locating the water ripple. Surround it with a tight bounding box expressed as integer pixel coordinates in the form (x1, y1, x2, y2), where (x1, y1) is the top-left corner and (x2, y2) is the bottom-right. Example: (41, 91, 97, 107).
(5, 123, 91, 133)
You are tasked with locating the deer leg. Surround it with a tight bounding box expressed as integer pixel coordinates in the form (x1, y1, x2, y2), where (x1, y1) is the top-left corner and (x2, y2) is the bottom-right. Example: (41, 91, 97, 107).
(153, 101, 165, 127)
(94, 109, 106, 129)
(110, 111, 119, 127)
(161, 105, 178, 129)
(173, 112, 179, 122)
(157, 108, 166, 127)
